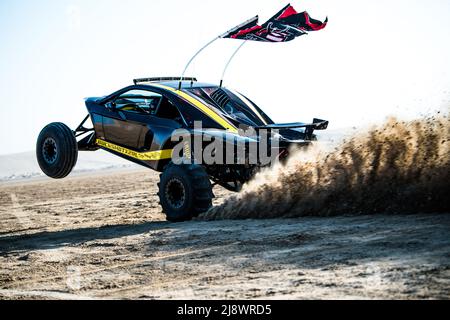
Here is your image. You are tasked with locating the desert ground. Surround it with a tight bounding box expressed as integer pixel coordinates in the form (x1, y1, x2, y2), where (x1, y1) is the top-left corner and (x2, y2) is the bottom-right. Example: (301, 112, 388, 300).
(0, 168, 449, 300)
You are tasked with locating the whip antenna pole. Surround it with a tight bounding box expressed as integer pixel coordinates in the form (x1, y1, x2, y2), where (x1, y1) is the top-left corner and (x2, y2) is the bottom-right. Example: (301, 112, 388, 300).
(220, 41, 247, 88)
(179, 36, 220, 90)
(178, 16, 258, 90)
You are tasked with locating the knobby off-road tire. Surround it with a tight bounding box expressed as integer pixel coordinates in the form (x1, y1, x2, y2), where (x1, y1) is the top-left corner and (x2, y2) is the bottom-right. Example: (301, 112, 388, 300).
(36, 122, 78, 179)
(158, 163, 214, 222)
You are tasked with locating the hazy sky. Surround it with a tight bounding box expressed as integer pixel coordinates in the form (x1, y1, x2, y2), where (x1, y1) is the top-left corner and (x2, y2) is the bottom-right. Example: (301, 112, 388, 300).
(1, 0, 449, 155)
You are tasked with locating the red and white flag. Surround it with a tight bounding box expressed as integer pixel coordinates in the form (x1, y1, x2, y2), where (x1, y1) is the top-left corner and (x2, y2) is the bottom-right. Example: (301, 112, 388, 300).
(221, 3, 328, 43)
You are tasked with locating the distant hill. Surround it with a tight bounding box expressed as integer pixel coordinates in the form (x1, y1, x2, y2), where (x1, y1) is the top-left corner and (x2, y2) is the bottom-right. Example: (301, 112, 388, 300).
(0, 150, 138, 182)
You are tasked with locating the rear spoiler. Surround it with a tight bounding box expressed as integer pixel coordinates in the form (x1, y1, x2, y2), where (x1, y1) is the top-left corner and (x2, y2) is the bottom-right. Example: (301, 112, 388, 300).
(256, 118, 329, 130)
(256, 119, 329, 140)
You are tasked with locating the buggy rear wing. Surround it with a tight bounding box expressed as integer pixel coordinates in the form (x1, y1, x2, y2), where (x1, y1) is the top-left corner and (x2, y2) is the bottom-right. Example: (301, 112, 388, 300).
(256, 118, 329, 131)
(255, 119, 329, 140)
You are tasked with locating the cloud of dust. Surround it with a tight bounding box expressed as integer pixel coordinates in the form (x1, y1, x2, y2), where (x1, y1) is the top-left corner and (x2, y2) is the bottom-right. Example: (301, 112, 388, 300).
(203, 113, 449, 220)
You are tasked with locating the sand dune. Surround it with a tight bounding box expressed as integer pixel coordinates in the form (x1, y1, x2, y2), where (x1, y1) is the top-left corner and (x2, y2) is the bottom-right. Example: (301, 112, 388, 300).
(0, 170, 449, 299)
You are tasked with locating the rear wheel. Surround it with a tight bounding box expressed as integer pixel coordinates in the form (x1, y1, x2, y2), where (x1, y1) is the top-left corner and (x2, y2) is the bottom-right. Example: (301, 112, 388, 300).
(36, 123, 78, 179)
(158, 163, 213, 222)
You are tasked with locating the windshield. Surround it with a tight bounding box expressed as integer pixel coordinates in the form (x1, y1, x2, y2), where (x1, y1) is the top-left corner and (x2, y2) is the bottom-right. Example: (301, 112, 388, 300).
(185, 87, 272, 127)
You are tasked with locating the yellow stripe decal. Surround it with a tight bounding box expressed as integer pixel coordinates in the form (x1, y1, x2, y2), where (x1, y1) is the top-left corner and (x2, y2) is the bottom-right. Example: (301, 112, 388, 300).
(96, 139, 173, 161)
(150, 83, 239, 134)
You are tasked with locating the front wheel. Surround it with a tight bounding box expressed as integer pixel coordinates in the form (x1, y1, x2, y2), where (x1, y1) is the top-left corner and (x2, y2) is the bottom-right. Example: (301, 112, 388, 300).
(36, 122, 78, 179)
(158, 163, 214, 222)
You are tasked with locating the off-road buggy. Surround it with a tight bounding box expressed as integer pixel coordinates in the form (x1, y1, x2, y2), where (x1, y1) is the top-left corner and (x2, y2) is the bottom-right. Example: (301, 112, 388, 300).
(37, 77, 328, 221)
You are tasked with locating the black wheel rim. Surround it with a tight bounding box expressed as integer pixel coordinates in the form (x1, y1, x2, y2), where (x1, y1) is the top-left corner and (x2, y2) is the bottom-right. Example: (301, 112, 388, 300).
(165, 178, 186, 209)
(42, 137, 58, 164)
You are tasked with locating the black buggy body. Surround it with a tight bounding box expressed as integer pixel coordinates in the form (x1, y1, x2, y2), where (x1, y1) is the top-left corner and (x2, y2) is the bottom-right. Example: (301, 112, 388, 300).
(37, 77, 328, 221)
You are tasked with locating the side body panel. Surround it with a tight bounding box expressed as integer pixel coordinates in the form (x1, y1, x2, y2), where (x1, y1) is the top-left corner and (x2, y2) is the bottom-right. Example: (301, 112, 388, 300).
(85, 93, 182, 171)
